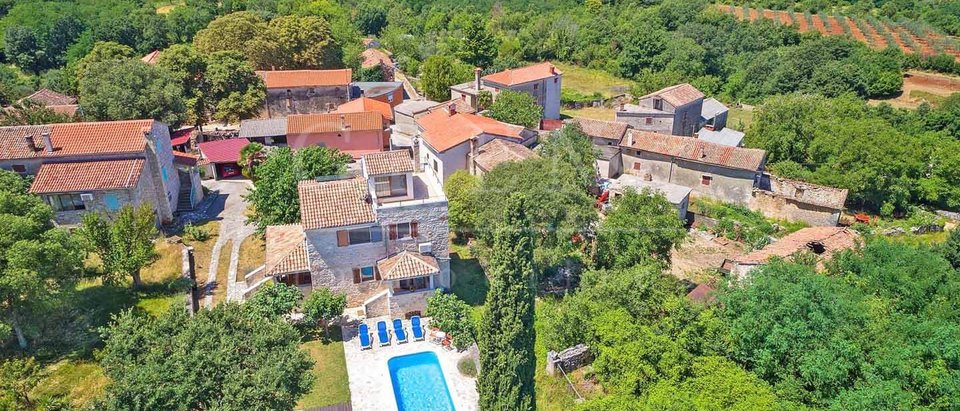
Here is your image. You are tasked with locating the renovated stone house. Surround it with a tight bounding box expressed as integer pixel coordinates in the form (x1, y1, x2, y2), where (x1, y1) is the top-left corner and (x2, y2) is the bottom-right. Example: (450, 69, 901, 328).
(287, 111, 389, 159)
(619, 130, 767, 204)
(450, 62, 563, 119)
(0, 119, 193, 225)
(257, 69, 353, 118)
(415, 104, 538, 183)
(616, 83, 705, 137)
(253, 150, 450, 318)
(569, 118, 629, 178)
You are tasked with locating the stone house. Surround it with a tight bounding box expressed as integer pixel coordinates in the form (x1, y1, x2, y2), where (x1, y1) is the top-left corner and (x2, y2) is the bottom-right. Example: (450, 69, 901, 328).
(287, 111, 388, 159)
(351, 82, 405, 108)
(415, 104, 538, 183)
(608, 174, 692, 220)
(16, 88, 79, 117)
(750, 174, 849, 226)
(619, 130, 767, 204)
(257, 69, 353, 118)
(616, 83, 705, 137)
(569, 118, 629, 178)
(472, 138, 538, 175)
(0, 120, 192, 225)
(254, 150, 450, 318)
(450, 62, 563, 119)
(722, 227, 860, 278)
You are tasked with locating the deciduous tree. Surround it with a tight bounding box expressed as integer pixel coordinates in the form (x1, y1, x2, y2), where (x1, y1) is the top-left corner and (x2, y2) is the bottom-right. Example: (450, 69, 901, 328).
(302, 287, 347, 338)
(419, 54, 472, 102)
(79, 204, 159, 289)
(486, 90, 542, 129)
(78, 59, 187, 126)
(425, 289, 475, 349)
(246, 282, 302, 318)
(594, 189, 687, 269)
(443, 170, 479, 238)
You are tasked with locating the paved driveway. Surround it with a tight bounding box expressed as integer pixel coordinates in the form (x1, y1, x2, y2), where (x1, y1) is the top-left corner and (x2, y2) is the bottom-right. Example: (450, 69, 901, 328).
(199, 179, 256, 307)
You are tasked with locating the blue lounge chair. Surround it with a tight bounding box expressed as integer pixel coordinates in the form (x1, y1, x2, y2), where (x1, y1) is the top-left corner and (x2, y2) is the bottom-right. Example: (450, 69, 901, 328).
(411, 316, 425, 341)
(376, 321, 390, 346)
(393, 318, 408, 343)
(358, 323, 372, 350)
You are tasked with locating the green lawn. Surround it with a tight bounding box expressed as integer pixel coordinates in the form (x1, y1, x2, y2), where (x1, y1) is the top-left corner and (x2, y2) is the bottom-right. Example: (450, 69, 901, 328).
(561, 106, 616, 121)
(450, 243, 488, 307)
(31, 360, 109, 409)
(297, 327, 351, 409)
(552, 62, 633, 98)
(727, 107, 754, 131)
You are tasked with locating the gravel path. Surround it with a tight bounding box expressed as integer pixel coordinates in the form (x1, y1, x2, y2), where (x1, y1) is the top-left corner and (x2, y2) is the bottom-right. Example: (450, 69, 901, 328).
(199, 179, 254, 308)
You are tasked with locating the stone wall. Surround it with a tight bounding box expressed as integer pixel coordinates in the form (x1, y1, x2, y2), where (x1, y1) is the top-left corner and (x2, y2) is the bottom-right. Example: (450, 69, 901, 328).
(615, 111, 674, 134)
(388, 288, 432, 317)
(47, 163, 158, 226)
(621, 149, 759, 205)
(545, 344, 593, 376)
(264, 86, 350, 118)
(749, 189, 841, 227)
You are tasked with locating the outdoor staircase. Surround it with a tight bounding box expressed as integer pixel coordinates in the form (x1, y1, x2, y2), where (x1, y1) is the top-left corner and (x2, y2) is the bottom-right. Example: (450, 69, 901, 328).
(176, 171, 195, 212)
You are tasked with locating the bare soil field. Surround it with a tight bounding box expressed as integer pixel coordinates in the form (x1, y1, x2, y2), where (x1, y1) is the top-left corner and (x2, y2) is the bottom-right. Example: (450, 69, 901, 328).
(670, 229, 744, 280)
(869, 70, 960, 108)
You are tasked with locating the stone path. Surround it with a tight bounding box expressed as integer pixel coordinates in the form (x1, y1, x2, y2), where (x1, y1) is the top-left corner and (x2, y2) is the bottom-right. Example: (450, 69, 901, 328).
(199, 179, 255, 308)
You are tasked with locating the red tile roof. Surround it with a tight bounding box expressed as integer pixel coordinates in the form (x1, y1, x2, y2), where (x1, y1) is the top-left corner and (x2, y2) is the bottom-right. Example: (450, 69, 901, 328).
(170, 128, 194, 146)
(363, 150, 413, 176)
(621, 130, 766, 171)
(172, 151, 199, 166)
(417, 109, 527, 153)
(570, 118, 629, 141)
(265, 224, 310, 276)
(29, 158, 144, 194)
(360, 48, 393, 68)
(298, 177, 376, 230)
(686, 283, 717, 304)
(335, 97, 393, 122)
(256, 69, 352, 89)
(483, 62, 561, 87)
(0, 120, 154, 161)
(377, 251, 439, 280)
(141, 50, 161, 65)
(21, 89, 77, 106)
(287, 112, 383, 134)
(642, 83, 704, 107)
(474, 139, 538, 172)
(733, 227, 859, 265)
(198, 138, 249, 164)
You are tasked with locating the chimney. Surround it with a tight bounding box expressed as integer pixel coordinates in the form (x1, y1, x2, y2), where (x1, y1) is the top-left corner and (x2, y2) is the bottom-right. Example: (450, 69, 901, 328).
(411, 136, 422, 172)
(550, 65, 556, 75)
(24, 134, 36, 151)
(41, 132, 53, 153)
(447, 103, 457, 116)
(468, 137, 478, 175)
(474, 67, 482, 91)
(340, 115, 350, 130)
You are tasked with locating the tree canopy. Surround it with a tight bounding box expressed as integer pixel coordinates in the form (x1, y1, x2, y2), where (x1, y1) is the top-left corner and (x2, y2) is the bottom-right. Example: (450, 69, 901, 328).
(486, 90, 542, 129)
(78, 58, 186, 126)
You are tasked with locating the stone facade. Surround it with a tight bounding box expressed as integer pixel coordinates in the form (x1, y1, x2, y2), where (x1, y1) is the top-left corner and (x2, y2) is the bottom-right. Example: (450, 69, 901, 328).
(617, 95, 704, 137)
(263, 86, 351, 118)
(750, 190, 842, 226)
(44, 165, 154, 225)
(621, 148, 760, 204)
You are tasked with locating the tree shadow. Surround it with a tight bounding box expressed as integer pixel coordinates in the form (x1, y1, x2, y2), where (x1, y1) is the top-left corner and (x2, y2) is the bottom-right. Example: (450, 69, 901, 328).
(450, 252, 489, 306)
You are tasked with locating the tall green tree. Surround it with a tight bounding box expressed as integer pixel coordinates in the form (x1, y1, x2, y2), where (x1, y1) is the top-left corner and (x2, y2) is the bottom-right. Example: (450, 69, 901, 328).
(0, 170, 83, 350)
(455, 15, 497, 68)
(302, 287, 347, 338)
(79, 204, 158, 289)
(78, 59, 187, 126)
(943, 228, 960, 269)
(444, 170, 480, 238)
(74, 41, 137, 85)
(478, 194, 536, 411)
(594, 189, 687, 269)
(245, 146, 351, 232)
(99, 303, 313, 410)
(0, 100, 74, 126)
(540, 124, 597, 190)
(205, 50, 266, 123)
(245, 282, 302, 318)
(419, 54, 472, 102)
(487, 90, 542, 129)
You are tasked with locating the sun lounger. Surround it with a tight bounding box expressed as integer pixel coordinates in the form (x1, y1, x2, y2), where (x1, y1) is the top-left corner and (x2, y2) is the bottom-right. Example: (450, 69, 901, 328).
(358, 323, 372, 350)
(376, 321, 390, 346)
(411, 316, 425, 341)
(393, 318, 408, 343)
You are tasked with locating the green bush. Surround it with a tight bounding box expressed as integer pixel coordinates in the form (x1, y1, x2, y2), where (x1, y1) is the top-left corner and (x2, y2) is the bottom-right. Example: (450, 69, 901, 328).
(183, 223, 210, 242)
(457, 357, 478, 377)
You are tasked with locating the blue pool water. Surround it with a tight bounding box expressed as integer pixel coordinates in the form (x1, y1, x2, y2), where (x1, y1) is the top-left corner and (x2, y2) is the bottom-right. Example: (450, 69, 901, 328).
(388, 351, 456, 411)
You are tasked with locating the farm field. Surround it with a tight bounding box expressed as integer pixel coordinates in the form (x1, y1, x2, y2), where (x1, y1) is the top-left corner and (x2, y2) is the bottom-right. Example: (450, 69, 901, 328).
(718, 5, 960, 62)
(869, 70, 960, 108)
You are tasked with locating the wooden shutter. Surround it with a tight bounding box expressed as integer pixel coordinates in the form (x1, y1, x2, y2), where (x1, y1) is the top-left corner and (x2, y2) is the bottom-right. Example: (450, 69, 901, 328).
(374, 267, 382, 281)
(352, 268, 361, 283)
(388, 224, 398, 240)
(410, 221, 419, 238)
(337, 230, 349, 247)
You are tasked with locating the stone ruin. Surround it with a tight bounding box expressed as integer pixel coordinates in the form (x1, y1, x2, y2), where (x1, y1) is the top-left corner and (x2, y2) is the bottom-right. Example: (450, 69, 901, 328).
(545, 344, 593, 376)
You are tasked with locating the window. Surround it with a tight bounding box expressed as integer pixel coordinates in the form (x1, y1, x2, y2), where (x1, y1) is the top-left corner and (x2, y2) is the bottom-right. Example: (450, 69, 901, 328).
(653, 98, 663, 111)
(633, 162, 642, 170)
(360, 266, 375, 280)
(533, 83, 539, 90)
(432, 159, 438, 172)
(47, 194, 86, 211)
(278, 272, 311, 286)
(388, 221, 418, 240)
(645, 117, 652, 125)
(397, 276, 429, 292)
(701, 175, 712, 186)
(374, 175, 407, 198)
(352, 266, 378, 283)
(11, 164, 25, 173)
(337, 225, 383, 247)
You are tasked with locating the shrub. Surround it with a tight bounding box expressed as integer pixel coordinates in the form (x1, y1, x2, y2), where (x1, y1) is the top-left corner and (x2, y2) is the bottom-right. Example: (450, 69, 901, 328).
(458, 357, 478, 377)
(425, 289, 476, 349)
(183, 223, 210, 242)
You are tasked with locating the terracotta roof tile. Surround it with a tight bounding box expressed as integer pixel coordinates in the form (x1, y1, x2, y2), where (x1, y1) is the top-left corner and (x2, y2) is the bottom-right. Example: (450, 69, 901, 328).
(169, 128, 194, 146)
(417, 109, 527, 153)
(198, 138, 249, 164)
(0, 119, 153, 161)
(287, 112, 383, 134)
(686, 283, 716, 304)
(21, 89, 77, 106)
(376, 251, 439, 280)
(361, 48, 393, 68)
(256, 69, 352, 89)
(29, 158, 144, 194)
(426, 98, 476, 115)
(474, 139, 538, 172)
(298, 177, 376, 230)
(641, 83, 705, 107)
(265, 224, 310, 276)
(621, 130, 766, 171)
(141, 50, 161, 65)
(363, 150, 413, 176)
(335, 97, 393, 122)
(483, 62, 561, 86)
(733, 227, 859, 265)
(173, 151, 199, 166)
(570, 118, 629, 141)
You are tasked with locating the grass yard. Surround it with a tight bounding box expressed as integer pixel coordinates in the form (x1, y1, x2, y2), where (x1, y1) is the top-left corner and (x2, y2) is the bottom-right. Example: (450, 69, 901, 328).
(237, 234, 265, 282)
(211, 240, 233, 305)
(561, 106, 616, 121)
(450, 243, 488, 307)
(31, 360, 109, 408)
(297, 327, 351, 409)
(182, 221, 221, 286)
(727, 107, 755, 131)
(553, 62, 633, 98)
(534, 300, 591, 410)
(909, 90, 951, 106)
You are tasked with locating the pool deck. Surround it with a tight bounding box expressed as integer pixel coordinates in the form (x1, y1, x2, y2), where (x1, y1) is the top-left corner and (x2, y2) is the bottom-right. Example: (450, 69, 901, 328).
(342, 318, 479, 411)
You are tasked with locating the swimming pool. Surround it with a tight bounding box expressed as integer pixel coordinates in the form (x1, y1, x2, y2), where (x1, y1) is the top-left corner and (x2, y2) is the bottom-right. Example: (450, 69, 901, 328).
(388, 351, 456, 411)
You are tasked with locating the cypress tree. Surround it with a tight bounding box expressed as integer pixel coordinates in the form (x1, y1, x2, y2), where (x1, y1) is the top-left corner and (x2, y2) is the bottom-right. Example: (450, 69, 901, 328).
(478, 194, 537, 411)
